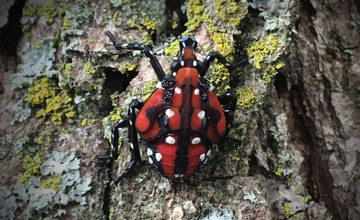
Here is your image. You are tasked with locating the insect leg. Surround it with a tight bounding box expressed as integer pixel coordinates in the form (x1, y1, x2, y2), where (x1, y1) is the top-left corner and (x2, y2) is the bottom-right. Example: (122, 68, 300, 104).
(112, 99, 144, 185)
(200, 51, 247, 77)
(97, 118, 128, 161)
(218, 92, 237, 127)
(105, 31, 166, 81)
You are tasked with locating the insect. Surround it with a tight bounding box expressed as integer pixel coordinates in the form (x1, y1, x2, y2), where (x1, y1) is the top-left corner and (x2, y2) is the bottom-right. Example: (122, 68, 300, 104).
(100, 31, 246, 184)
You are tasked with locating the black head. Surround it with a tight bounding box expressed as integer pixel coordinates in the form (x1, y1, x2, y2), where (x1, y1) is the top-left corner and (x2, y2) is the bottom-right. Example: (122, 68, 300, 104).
(180, 36, 197, 50)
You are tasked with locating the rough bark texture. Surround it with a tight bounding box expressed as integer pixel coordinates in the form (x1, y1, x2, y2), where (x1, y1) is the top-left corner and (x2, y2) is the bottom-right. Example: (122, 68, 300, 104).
(0, 0, 359, 220)
(285, 0, 360, 219)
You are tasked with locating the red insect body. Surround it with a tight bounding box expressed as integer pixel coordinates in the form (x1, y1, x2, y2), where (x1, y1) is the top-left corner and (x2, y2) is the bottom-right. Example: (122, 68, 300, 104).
(135, 66, 226, 179)
(104, 32, 239, 184)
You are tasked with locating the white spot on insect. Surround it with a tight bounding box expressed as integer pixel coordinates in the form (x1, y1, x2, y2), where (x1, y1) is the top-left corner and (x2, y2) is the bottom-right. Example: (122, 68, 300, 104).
(156, 82, 163, 89)
(193, 60, 197, 67)
(194, 88, 199, 95)
(175, 87, 181, 94)
(174, 174, 180, 178)
(122, 43, 128, 47)
(149, 50, 154, 55)
(148, 157, 153, 164)
(165, 109, 175, 118)
(180, 60, 184, 66)
(207, 149, 212, 157)
(200, 153, 205, 161)
(192, 137, 201, 145)
(147, 148, 153, 156)
(147, 57, 151, 61)
(206, 56, 210, 61)
(197, 110, 205, 119)
(165, 136, 175, 144)
(155, 153, 162, 161)
(172, 72, 177, 76)
(180, 174, 184, 178)
(130, 143, 134, 149)
(209, 84, 214, 91)
(129, 120, 133, 125)
(182, 42, 186, 48)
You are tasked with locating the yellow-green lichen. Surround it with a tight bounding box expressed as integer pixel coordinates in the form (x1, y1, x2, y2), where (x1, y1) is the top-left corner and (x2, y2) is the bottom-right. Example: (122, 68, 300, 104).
(102, 92, 125, 143)
(61, 62, 73, 78)
(304, 194, 312, 203)
(26, 77, 76, 125)
(84, 59, 97, 74)
(33, 129, 54, 146)
(127, 18, 141, 29)
(108, 108, 121, 122)
(282, 203, 293, 218)
(142, 79, 159, 101)
(236, 87, 256, 110)
(22, 2, 38, 17)
(18, 154, 41, 183)
(109, 93, 123, 121)
(275, 167, 284, 176)
(171, 20, 178, 29)
(209, 62, 231, 93)
(212, 32, 234, 59)
(113, 11, 119, 21)
(40, 173, 61, 191)
(38, 0, 58, 24)
(22, 0, 66, 24)
(62, 15, 72, 31)
(25, 77, 57, 105)
(118, 63, 137, 74)
(81, 118, 87, 126)
(164, 40, 180, 58)
(263, 62, 285, 83)
(143, 17, 157, 30)
(37, 91, 76, 125)
(248, 34, 280, 69)
(109, 206, 115, 220)
(33, 136, 43, 145)
(183, 0, 206, 35)
(232, 156, 240, 161)
(214, 0, 248, 28)
(142, 32, 153, 45)
(183, 0, 244, 92)
(31, 40, 42, 49)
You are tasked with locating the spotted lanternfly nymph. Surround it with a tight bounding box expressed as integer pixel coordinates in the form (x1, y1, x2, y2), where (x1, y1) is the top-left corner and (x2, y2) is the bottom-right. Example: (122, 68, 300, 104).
(99, 32, 246, 184)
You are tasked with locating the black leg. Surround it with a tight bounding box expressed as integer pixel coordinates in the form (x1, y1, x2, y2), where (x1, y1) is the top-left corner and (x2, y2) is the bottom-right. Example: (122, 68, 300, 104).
(97, 118, 128, 162)
(112, 99, 144, 185)
(106, 31, 166, 81)
(218, 92, 237, 128)
(200, 51, 247, 77)
(98, 99, 144, 185)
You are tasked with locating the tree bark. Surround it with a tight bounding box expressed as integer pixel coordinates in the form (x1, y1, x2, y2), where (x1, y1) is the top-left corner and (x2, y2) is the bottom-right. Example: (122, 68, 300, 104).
(0, 0, 359, 219)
